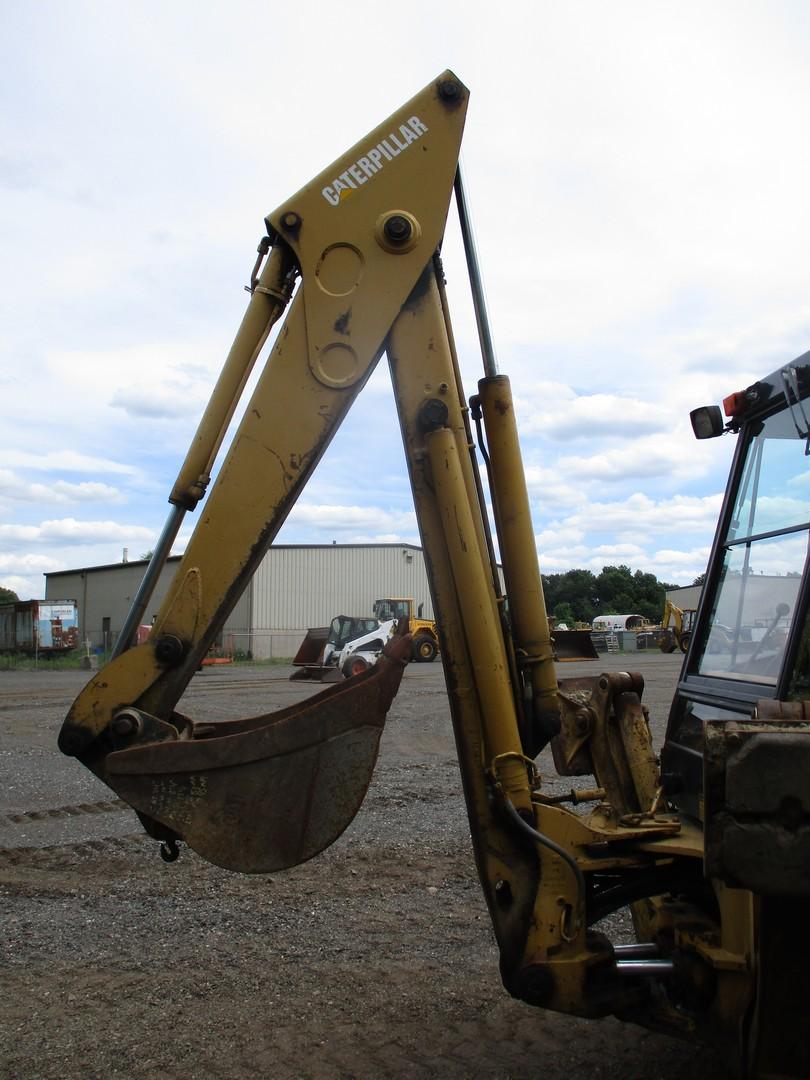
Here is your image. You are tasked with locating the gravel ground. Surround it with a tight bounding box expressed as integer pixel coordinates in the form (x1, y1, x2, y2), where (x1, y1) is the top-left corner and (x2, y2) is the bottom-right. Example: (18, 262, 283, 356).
(0, 654, 730, 1079)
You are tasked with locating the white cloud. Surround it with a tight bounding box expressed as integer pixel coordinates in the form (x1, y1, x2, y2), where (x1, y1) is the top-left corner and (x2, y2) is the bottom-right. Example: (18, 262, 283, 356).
(288, 504, 417, 535)
(535, 525, 586, 549)
(0, 470, 122, 504)
(3, 451, 139, 477)
(0, 518, 155, 548)
(0, 553, 63, 573)
(0, 575, 41, 598)
(524, 467, 590, 511)
(555, 441, 705, 485)
(2, 2, 809, 598)
(591, 543, 647, 559)
(653, 547, 712, 567)
(515, 387, 670, 441)
(562, 492, 724, 537)
(531, 493, 725, 583)
(110, 385, 200, 420)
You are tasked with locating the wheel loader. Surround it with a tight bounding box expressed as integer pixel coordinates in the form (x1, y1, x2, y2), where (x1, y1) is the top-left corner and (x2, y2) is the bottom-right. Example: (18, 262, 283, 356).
(58, 72, 810, 1078)
(373, 597, 439, 661)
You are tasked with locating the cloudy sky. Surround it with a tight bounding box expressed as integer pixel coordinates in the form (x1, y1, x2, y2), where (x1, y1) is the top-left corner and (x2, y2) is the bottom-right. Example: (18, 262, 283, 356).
(3, 1, 810, 599)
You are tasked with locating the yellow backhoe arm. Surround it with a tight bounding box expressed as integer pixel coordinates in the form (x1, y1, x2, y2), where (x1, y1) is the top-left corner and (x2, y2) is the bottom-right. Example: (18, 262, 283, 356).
(58, 71, 795, 1073)
(60, 73, 468, 746)
(58, 69, 576, 1006)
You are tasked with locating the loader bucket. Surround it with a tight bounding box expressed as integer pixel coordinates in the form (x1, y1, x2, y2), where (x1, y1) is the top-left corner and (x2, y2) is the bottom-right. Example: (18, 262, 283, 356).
(289, 626, 343, 681)
(292, 626, 329, 664)
(552, 629, 599, 662)
(95, 628, 413, 873)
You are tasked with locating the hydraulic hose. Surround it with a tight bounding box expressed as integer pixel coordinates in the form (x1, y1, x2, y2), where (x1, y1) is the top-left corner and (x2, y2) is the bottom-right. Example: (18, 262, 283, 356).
(502, 796, 586, 909)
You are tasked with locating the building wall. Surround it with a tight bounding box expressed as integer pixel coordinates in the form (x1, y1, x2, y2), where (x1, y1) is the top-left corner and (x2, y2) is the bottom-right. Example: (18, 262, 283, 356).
(45, 558, 184, 653)
(247, 544, 433, 659)
(45, 544, 434, 659)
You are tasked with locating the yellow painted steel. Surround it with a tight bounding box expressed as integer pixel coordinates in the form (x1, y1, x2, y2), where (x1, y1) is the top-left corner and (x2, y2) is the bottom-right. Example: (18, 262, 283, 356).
(385, 269, 600, 1004)
(266, 72, 469, 395)
(478, 376, 559, 728)
(386, 267, 542, 974)
(171, 244, 294, 509)
(426, 426, 531, 810)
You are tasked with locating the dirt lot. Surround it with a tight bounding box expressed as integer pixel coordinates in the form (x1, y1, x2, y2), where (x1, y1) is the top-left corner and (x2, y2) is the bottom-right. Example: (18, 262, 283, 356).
(0, 654, 729, 1079)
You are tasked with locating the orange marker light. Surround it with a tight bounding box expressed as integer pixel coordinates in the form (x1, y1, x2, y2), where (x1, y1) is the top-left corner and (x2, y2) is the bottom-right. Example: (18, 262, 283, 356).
(723, 391, 748, 417)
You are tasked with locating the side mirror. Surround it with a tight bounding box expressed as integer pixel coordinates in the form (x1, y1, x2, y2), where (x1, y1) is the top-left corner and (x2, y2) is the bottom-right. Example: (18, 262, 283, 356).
(690, 405, 724, 440)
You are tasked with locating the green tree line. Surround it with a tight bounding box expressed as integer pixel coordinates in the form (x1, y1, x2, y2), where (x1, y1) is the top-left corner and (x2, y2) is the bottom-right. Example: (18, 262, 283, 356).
(541, 565, 679, 626)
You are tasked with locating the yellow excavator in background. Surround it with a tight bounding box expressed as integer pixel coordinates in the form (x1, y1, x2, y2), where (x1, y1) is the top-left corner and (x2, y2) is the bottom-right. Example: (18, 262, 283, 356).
(58, 72, 810, 1078)
(657, 599, 696, 654)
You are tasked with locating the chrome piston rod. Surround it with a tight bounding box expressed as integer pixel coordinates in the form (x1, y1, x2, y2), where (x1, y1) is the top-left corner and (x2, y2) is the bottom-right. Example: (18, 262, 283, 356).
(111, 504, 185, 659)
(454, 165, 498, 378)
(614, 960, 674, 977)
(613, 943, 674, 977)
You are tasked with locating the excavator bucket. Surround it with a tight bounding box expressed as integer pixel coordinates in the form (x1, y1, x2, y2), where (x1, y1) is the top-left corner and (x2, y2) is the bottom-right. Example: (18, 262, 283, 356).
(289, 626, 342, 681)
(92, 630, 412, 873)
(552, 629, 599, 662)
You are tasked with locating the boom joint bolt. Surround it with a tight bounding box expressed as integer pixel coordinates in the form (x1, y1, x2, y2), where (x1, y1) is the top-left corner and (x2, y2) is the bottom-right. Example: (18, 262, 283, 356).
(111, 710, 142, 737)
(417, 398, 449, 432)
(437, 77, 462, 102)
(383, 215, 413, 245)
(154, 634, 185, 666)
(280, 211, 302, 234)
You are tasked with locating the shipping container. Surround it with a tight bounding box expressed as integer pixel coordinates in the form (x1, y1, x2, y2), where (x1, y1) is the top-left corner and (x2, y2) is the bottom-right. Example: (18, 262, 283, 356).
(0, 599, 79, 653)
(0, 604, 15, 650)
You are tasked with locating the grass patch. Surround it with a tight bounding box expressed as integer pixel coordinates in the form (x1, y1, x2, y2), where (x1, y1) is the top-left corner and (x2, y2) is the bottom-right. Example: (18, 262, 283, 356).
(232, 655, 292, 666)
(0, 651, 88, 671)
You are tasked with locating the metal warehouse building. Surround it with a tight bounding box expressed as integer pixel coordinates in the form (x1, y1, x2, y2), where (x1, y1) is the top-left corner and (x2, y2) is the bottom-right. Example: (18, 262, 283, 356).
(44, 543, 434, 660)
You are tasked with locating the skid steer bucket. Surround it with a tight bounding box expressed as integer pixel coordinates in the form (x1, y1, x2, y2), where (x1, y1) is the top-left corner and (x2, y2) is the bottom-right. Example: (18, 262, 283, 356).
(92, 629, 413, 873)
(552, 629, 599, 662)
(290, 626, 342, 681)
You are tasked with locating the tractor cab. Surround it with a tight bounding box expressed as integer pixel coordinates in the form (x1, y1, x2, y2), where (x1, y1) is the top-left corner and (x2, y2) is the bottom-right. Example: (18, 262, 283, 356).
(663, 358, 810, 823)
(373, 598, 416, 622)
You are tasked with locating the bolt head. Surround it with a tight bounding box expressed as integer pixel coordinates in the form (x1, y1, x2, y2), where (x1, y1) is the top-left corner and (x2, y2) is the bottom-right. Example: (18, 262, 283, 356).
(417, 397, 449, 432)
(281, 211, 301, 232)
(383, 215, 412, 244)
(111, 712, 139, 737)
(437, 78, 462, 102)
(154, 634, 185, 666)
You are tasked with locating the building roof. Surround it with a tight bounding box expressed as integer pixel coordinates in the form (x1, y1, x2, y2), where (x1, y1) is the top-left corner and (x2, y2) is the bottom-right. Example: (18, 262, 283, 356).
(43, 542, 426, 578)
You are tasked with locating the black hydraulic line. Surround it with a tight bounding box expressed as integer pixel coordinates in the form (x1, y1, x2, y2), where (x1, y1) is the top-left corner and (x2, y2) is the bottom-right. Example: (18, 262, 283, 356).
(586, 864, 712, 926)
